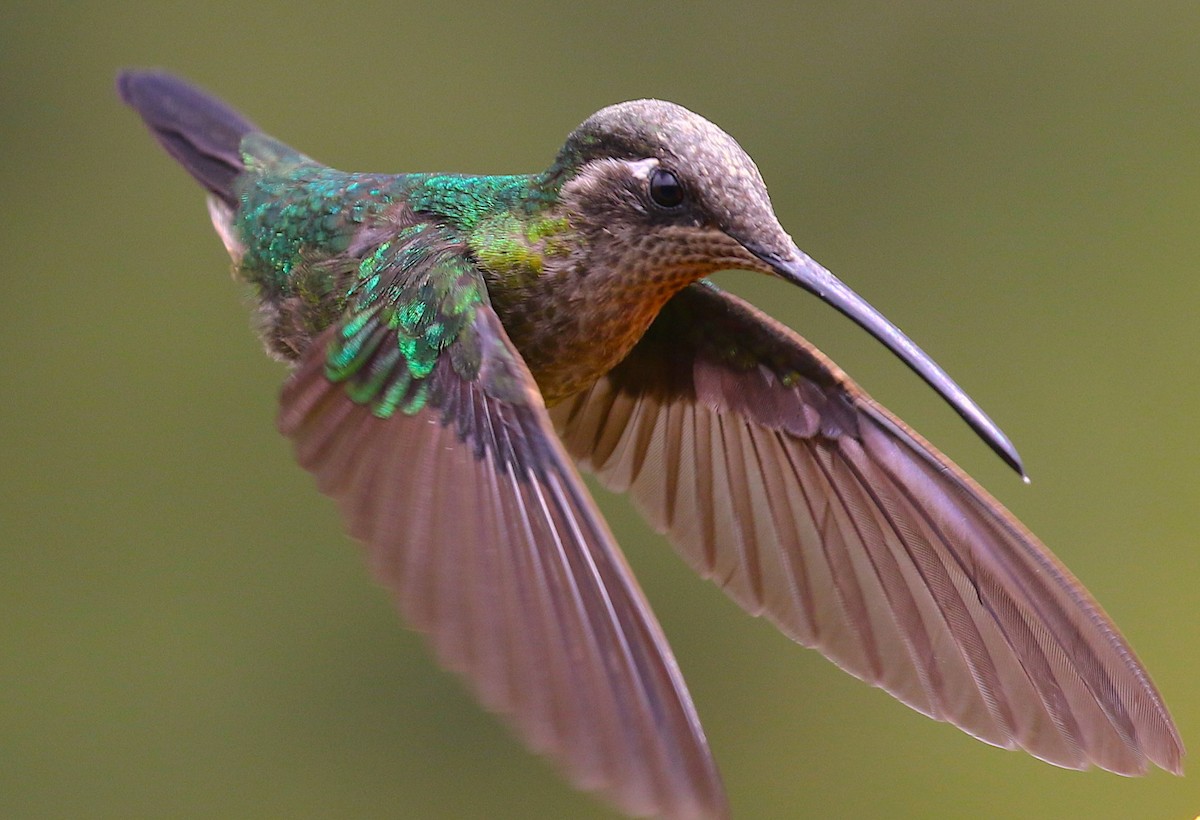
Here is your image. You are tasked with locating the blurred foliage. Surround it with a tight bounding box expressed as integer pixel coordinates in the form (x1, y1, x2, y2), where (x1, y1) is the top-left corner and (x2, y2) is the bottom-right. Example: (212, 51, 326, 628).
(2, 2, 1197, 818)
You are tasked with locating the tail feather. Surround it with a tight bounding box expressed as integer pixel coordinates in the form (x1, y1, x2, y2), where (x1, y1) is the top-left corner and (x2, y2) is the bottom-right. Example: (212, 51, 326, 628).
(118, 71, 257, 207)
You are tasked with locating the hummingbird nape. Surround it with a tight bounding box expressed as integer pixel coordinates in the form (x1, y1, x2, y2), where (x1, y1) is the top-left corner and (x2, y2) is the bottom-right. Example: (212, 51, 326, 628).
(119, 70, 1182, 820)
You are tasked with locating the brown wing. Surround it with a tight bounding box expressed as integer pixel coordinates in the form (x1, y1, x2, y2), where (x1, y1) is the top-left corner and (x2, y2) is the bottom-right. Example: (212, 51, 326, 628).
(278, 259, 727, 818)
(550, 281, 1182, 776)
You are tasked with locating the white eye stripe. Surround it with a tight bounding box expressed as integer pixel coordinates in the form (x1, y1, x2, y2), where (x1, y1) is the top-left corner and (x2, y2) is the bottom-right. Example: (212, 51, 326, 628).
(625, 158, 660, 180)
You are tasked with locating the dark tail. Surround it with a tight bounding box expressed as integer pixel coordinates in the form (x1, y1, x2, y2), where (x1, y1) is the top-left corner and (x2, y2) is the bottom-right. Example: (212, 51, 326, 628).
(117, 71, 258, 207)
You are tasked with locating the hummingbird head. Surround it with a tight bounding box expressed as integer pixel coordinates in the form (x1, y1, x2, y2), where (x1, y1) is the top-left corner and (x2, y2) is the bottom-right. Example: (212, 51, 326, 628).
(544, 99, 1024, 475)
(547, 98, 795, 279)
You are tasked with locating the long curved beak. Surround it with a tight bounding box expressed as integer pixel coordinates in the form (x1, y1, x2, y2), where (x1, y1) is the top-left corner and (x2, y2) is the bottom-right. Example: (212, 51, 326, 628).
(755, 246, 1026, 478)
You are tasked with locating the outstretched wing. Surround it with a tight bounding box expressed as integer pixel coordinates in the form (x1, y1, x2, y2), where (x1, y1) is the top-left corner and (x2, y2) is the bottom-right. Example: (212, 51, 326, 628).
(278, 232, 727, 819)
(551, 281, 1182, 776)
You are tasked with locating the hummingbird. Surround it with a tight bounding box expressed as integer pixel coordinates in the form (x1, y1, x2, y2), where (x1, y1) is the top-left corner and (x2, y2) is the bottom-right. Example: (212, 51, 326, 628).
(119, 71, 1181, 819)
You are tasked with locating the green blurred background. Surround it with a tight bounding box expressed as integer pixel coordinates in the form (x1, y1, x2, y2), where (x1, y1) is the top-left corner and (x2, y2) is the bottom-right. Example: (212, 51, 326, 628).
(3, 2, 1197, 817)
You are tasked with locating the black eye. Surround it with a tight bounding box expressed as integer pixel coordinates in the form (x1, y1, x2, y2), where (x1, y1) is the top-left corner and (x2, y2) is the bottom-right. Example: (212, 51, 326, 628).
(648, 168, 685, 208)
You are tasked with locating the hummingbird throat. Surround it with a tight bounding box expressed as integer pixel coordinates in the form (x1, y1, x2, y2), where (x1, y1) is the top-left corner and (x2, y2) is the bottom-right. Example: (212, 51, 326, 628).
(480, 225, 717, 404)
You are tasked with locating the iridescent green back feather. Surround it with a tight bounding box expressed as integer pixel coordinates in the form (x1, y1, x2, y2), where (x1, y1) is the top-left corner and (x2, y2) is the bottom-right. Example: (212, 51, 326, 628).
(230, 135, 555, 418)
(325, 225, 488, 418)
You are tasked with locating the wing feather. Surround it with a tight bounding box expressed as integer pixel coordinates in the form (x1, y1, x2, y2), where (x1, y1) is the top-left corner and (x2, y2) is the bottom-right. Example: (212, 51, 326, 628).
(551, 281, 1182, 776)
(278, 252, 728, 817)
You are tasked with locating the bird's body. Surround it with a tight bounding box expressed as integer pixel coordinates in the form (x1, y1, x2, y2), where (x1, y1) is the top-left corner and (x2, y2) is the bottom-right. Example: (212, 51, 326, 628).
(234, 162, 675, 403)
(119, 72, 1181, 819)
(219, 118, 791, 405)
